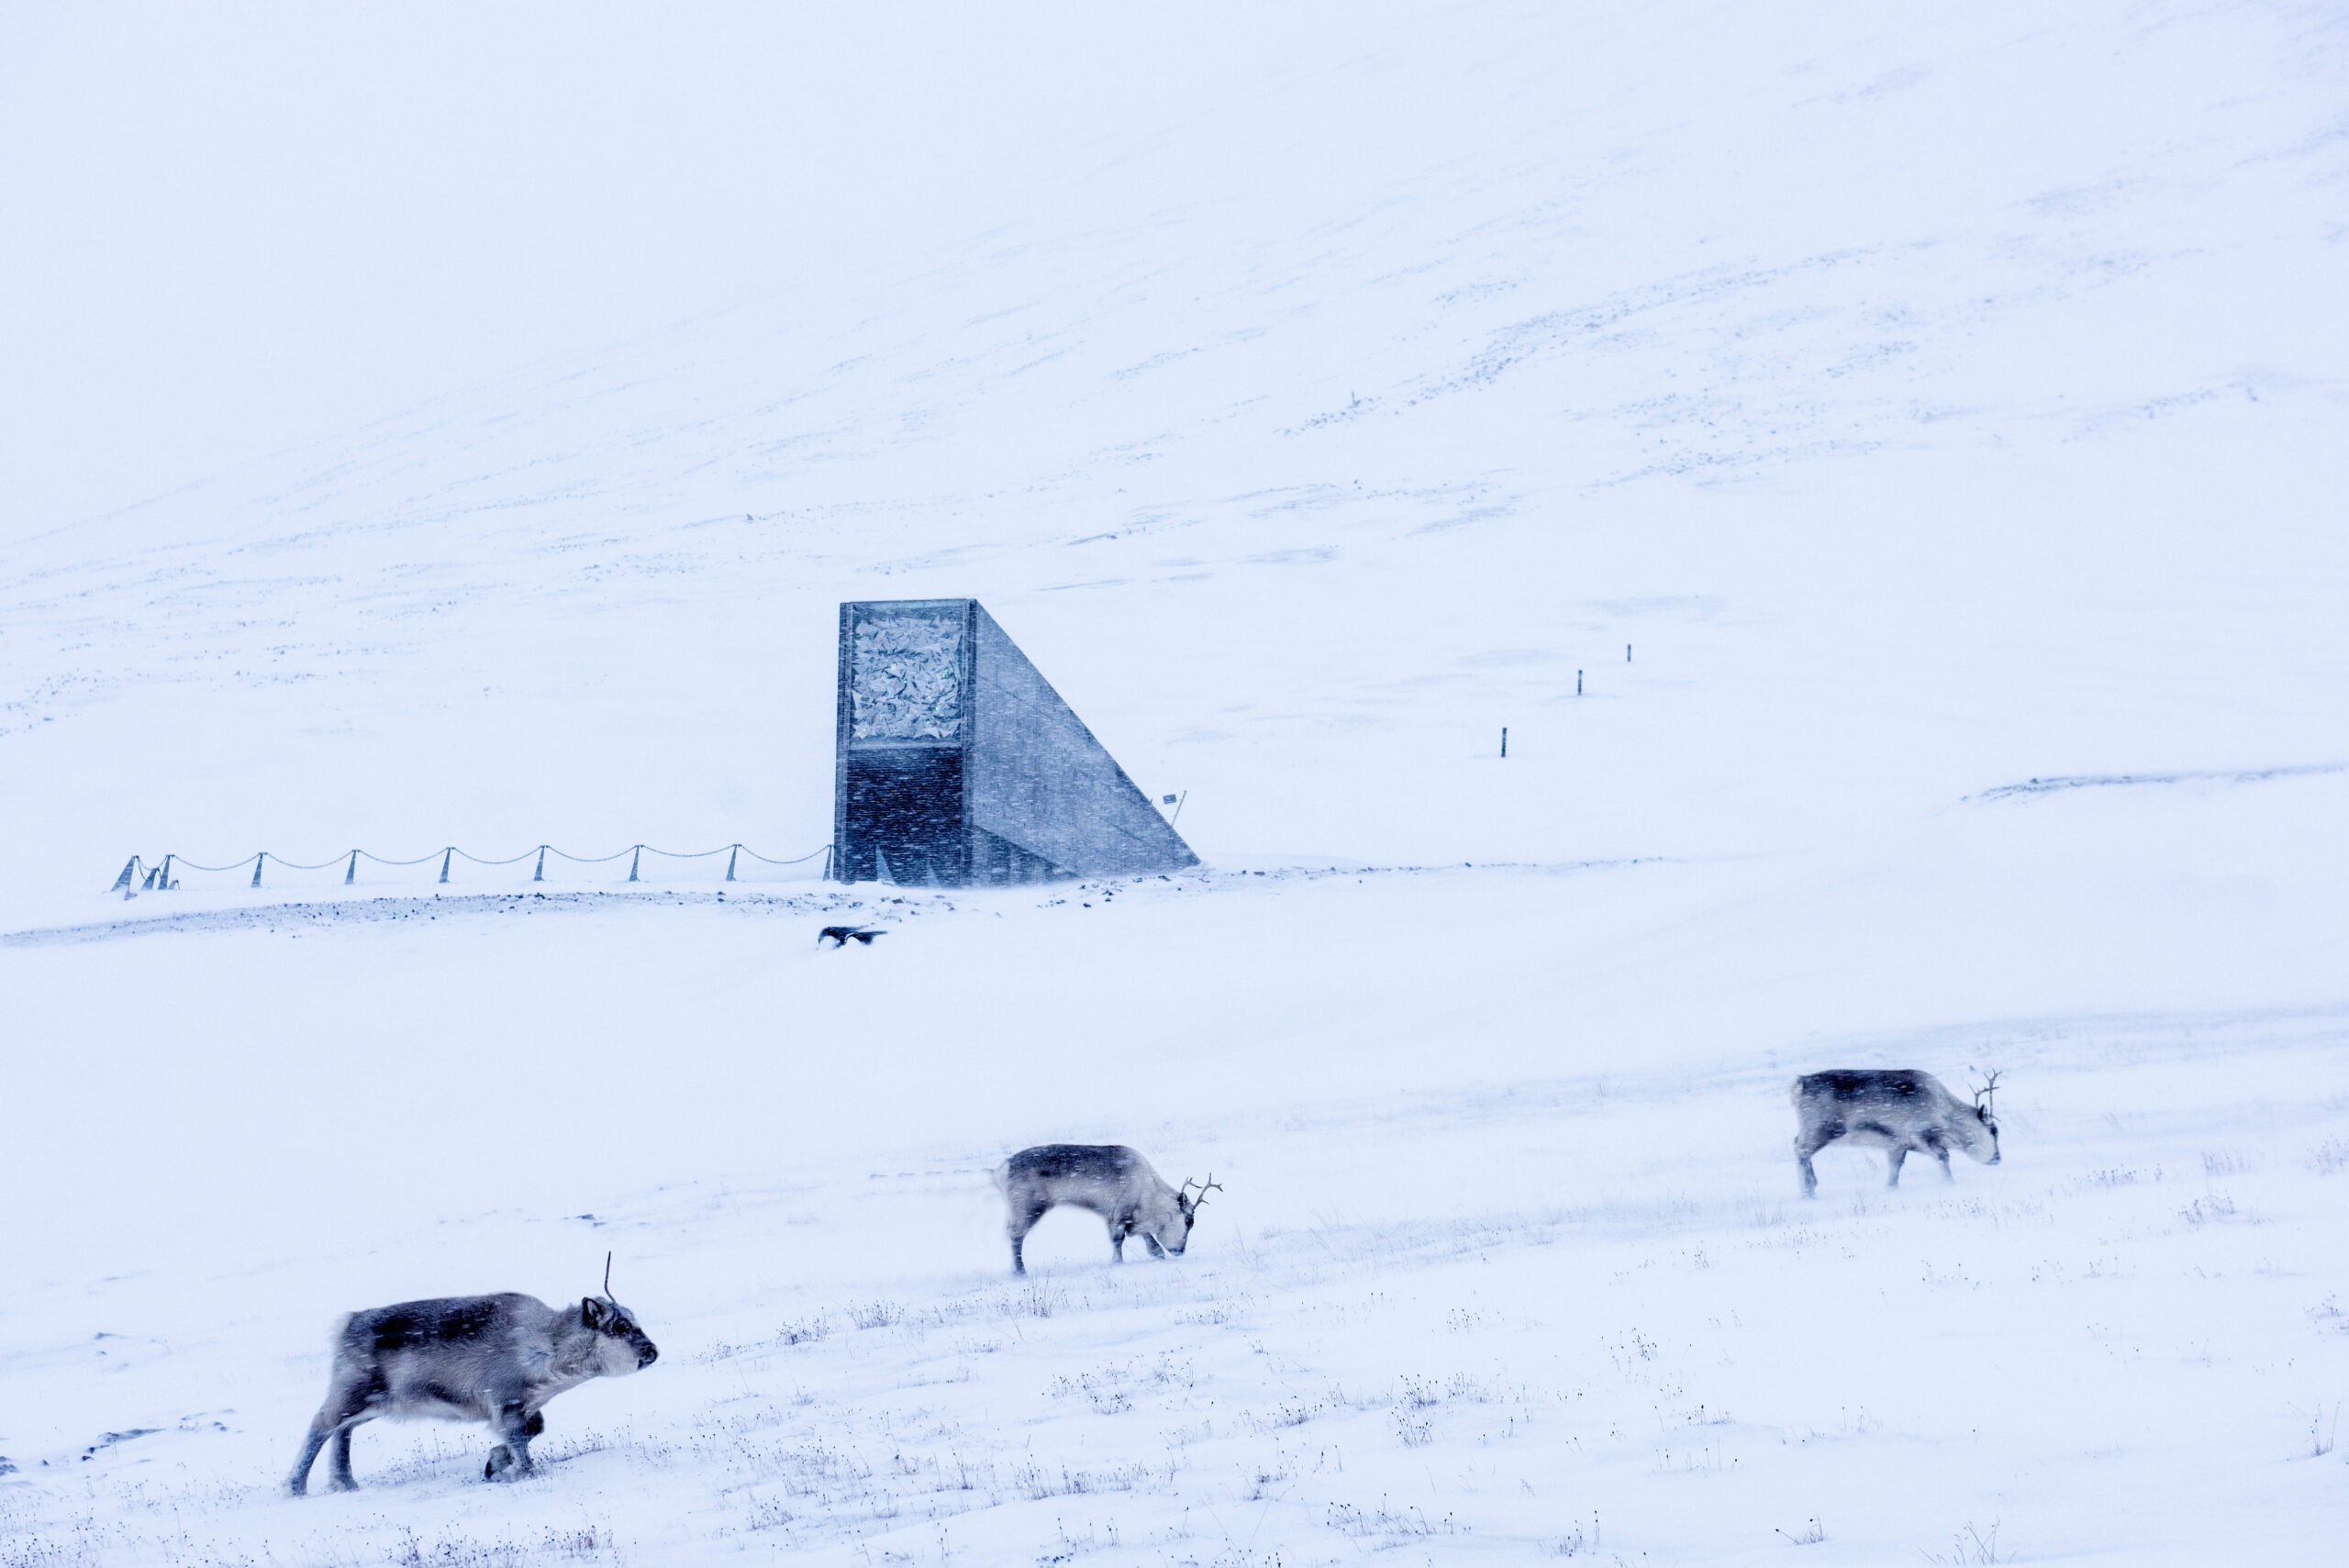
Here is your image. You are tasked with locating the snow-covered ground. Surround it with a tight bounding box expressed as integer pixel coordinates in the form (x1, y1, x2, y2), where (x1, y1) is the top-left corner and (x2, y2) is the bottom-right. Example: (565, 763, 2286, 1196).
(4, 2, 2346, 1563)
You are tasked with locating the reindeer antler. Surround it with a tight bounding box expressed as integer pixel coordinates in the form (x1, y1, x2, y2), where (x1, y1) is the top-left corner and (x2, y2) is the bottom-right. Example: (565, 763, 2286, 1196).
(602, 1251, 613, 1297)
(1973, 1071, 2002, 1115)
(1182, 1174, 1224, 1211)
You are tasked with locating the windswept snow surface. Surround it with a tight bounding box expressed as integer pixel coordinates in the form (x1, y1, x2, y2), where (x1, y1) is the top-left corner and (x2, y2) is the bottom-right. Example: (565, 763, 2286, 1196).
(4, 2, 2348, 1563)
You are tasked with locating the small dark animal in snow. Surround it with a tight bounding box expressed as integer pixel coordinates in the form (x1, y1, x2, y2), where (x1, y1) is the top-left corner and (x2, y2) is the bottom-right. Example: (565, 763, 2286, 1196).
(285, 1262, 656, 1494)
(1793, 1069, 2000, 1196)
(994, 1144, 1219, 1274)
(818, 926, 885, 948)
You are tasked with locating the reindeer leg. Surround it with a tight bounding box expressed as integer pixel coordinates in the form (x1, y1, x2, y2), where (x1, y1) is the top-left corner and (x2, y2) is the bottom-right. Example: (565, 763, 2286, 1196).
(1795, 1127, 1838, 1198)
(288, 1385, 371, 1496)
(1886, 1146, 1908, 1187)
(285, 1416, 333, 1496)
(484, 1402, 538, 1481)
(1141, 1233, 1168, 1259)
(1924, 1130, 1954, 1182)
(1008, 1200, 1047, 1277)
(1109, 1219, 1127, 1263)
(1795, 1118, 1842, 1198)
(1796, 1138, 1827, 1197)
(326, 1416, 368, 1491)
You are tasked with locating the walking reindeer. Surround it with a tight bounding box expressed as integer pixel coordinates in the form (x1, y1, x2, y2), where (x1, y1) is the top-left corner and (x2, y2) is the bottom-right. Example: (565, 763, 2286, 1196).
(994, 1144, 1221, 1274)
(286, 1256, 657, 1494)
(1792, 1069, 2001, 1195)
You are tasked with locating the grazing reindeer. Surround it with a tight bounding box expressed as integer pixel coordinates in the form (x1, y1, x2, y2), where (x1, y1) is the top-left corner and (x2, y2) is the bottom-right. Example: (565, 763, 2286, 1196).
(285, 1256, 657, 1495)
(994, 1144, 1220, 1275)
(1793, 1069, 2001, 1195)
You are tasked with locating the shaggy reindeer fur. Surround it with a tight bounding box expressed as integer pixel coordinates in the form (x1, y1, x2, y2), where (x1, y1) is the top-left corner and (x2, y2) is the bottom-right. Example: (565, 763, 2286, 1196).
(994, 1144, 1219, 1275)
(285, 1287, 657, 1494)
(1794, 1069, 2001, 1196)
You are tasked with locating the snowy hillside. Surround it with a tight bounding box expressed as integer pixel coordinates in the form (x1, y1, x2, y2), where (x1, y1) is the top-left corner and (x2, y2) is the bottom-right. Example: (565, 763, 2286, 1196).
(3, 2, 2346, 1563)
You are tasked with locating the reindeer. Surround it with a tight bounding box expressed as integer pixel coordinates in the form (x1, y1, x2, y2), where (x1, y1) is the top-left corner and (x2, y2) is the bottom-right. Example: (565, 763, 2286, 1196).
(993, 1144, 1220, 1275)
(1793, 1070, 2001, 1196)
(284, 1257, 657, 1495)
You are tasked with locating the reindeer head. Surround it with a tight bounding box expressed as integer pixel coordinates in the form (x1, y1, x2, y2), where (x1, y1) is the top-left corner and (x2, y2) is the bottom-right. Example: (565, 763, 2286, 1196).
(581, 1252, 660, 1373)
(1969, 1071, 2003, 1163)
(1160, 1174, 1222, 1256)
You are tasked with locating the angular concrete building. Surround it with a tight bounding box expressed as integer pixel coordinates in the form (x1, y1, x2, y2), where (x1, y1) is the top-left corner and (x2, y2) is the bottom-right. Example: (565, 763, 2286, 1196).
(832, 598, 1197, 885)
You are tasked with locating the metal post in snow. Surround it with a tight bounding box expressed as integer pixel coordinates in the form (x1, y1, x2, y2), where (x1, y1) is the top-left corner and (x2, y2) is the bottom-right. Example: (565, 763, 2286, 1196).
(345, 851, 358, 885)
(161, 854, 173, 890)
(725, 845, 739, 882)
(1577, 671, 1584, 695)
(533, 846, 546, 883)
(1627, 643, 1632, 662)
(1500, 727, 1508, 758)
(111, 858, 139, 893)
(251, 852, 266, 888)
(628, 846, 640, 883)
(439, 848, 451, 884)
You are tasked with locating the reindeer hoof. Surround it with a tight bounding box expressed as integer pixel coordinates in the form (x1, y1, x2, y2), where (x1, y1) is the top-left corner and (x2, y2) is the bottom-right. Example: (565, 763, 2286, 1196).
(484, 1446, 514, 1481)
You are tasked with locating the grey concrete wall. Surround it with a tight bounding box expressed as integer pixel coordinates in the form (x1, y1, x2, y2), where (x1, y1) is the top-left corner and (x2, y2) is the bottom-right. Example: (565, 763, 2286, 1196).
(835, 599, 973, 884)
(966, 604, 1197, 878)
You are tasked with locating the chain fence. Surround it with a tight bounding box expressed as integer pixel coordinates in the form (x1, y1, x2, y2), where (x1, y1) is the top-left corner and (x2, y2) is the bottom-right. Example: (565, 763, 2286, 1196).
(110, 841, 832, 895)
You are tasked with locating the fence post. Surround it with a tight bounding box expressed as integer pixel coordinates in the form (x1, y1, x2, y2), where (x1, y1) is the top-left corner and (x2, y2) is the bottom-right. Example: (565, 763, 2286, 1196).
(251, 852, 265, 888)
(142, 865, 158, 891)
(345, 851, 358, 885)
(726, 845, 739, 882)
(439, 848, 451, 884)
(161, 854, 173, 890)
(628, 846, 641, 883)
(534, 846, 546, 883)
(111, 857, 139, 893)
